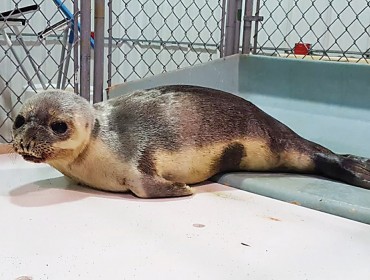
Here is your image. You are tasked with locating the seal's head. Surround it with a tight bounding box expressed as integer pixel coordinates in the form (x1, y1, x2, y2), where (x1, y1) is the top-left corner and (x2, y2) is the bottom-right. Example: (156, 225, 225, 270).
(12, 90, 94, 164)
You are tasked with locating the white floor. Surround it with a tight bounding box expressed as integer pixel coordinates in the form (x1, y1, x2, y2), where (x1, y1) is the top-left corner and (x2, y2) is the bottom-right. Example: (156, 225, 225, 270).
(1, 154, 370, 280)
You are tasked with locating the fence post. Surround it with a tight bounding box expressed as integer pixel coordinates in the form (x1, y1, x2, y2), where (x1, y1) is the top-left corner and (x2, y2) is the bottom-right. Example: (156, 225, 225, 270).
(220, 0, 227, 57)
(242, 0, 263, 54)
(93, 0, 105, 103)
(242, 0, 253, 54)
(252, 0, 262, 54)
(107, 0, 113, 89)
(224, 0, 237, 56)
(80, 0, 91, 101)
(233, 0, 242, 54)
(73, 0, 79, 94)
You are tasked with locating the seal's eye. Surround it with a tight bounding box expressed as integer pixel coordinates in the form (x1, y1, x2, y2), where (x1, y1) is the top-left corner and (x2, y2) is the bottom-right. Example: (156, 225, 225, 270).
(51, 121, 68, 134)
(14, 115, 25, 129)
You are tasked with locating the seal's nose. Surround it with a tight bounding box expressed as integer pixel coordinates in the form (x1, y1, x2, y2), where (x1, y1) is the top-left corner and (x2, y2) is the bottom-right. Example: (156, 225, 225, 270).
(19, 139, 24, 151)
(23, 136, 36, 152)
(14, 135, 36, 153)
(29, 116, 37, 123)
(25, 140, 31, 151)
(12, 137, 23, 153)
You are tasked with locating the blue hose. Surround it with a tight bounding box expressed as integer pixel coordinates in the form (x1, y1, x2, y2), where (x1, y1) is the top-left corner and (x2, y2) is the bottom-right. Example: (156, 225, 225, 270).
(52, 0, 95, 48)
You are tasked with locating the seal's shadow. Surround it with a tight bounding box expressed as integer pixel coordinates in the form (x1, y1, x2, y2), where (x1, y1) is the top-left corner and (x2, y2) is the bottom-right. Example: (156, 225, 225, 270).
(9, 176, 216, 207)
(9, 176, 132, 207)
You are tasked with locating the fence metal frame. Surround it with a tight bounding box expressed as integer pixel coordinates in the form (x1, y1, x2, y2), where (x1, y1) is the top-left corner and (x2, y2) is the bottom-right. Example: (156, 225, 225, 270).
(93, 0, 104, 103)
(80, 0, 91, 101)
(73, 0, 79, 94)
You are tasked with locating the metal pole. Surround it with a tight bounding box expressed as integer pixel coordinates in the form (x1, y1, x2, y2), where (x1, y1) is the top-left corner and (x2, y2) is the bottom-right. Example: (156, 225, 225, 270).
(252, 0, 261, 54)
(107, 0, 113, 90)
(233, 0, 242, 54)
(57, 26, 69, 88)
(73, 0, 79, 94)
(93, 0, 105, 103)
(224, 0, 237, 56)
(1, 29, 37, 92)
(219, 0, 227, 57)
(80, 0, 91, 101)
(62, 30, 74, 89)
(242, 0, 254, 54)
(13, 26, 47, 89)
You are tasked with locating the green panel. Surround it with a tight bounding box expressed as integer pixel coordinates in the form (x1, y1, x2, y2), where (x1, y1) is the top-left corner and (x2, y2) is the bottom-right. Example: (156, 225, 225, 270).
(238, 55, 370, 110)
(215, 172, 370, 224)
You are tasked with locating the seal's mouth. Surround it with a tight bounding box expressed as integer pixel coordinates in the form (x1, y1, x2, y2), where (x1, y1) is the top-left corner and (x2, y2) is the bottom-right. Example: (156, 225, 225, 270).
(19, 153, 45, 163)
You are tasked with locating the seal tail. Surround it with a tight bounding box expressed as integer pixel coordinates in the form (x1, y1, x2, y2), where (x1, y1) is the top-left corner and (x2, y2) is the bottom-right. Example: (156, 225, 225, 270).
(313, 153, 370, 189)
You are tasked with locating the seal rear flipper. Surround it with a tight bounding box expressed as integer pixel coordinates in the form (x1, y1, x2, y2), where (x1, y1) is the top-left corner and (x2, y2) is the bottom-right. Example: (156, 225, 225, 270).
(131, 176, 193, 198)
(314, 153, 370, 189)
(340, 154, 370, 165)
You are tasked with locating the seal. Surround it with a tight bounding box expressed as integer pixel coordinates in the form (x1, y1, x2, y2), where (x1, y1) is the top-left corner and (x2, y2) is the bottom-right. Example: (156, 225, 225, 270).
(12, 85, 370, 198)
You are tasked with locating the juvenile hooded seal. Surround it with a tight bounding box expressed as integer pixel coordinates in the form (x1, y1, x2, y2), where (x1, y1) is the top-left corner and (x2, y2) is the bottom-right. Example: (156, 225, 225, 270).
(12, 85, 370, 198)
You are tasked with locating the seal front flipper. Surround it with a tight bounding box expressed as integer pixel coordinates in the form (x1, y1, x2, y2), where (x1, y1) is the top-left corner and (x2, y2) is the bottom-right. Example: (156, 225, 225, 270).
(314, 153, 370, 189)
(131, 176, 193, 198)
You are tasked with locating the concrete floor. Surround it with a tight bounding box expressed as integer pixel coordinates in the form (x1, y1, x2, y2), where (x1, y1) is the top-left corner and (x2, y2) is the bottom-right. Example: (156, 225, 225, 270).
(1, 153, 370, 280)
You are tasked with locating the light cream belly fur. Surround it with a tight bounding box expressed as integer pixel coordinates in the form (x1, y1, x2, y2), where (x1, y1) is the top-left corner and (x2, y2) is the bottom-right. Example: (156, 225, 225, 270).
(49, 137, 314, 191)
(48, 139, 140, 192)
(154, 138, 315, 184)
(155, 138, 274, 184)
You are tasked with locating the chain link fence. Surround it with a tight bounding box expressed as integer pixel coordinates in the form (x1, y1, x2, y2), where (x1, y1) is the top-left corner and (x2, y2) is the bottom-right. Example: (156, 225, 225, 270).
(0, 0, 224, 143)
(107, 0, 224, 86)
(0, 0, 79, 143)
(252, 0, 370, 63)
